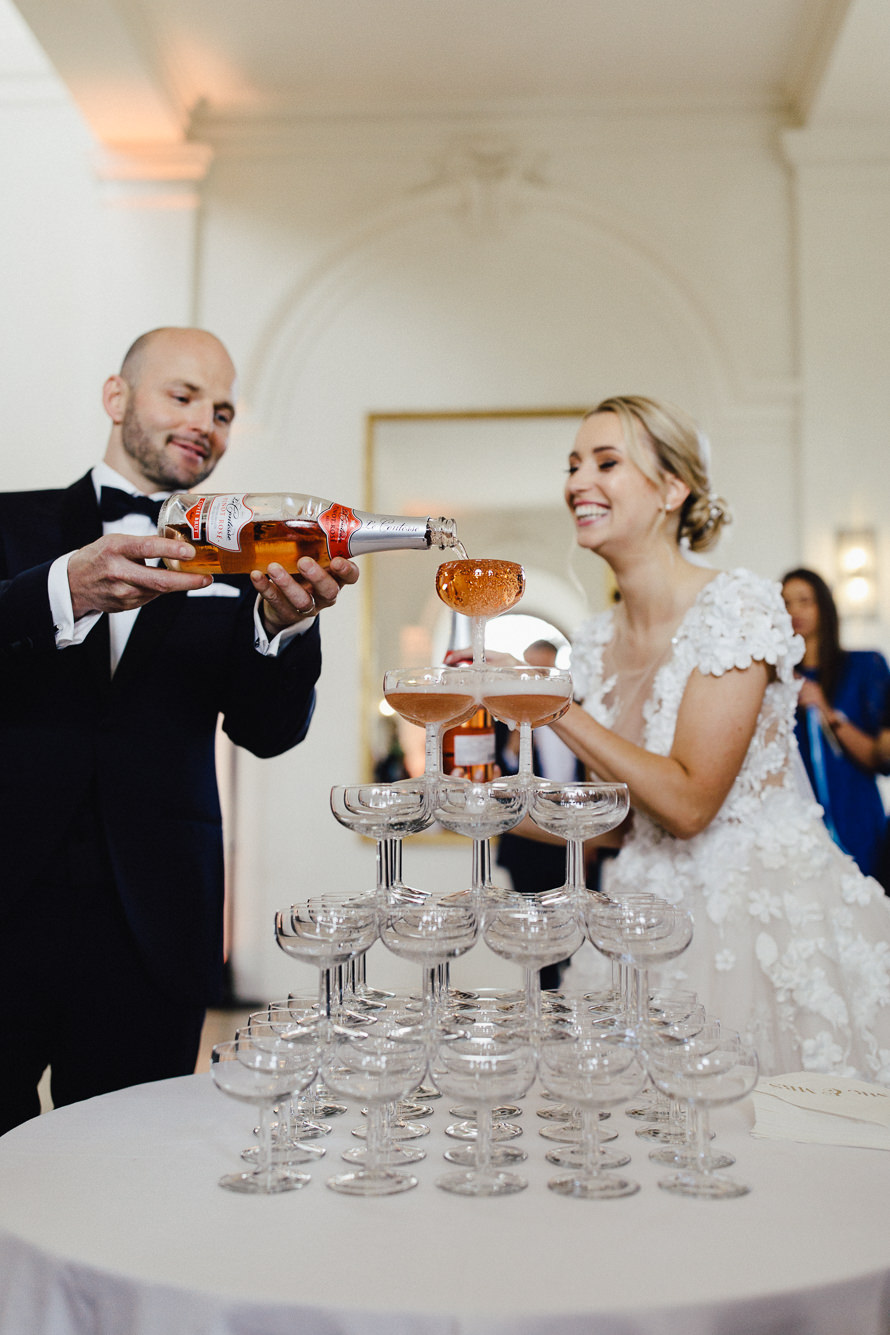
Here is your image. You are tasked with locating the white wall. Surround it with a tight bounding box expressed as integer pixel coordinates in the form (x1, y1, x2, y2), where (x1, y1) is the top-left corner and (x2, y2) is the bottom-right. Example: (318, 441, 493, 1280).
(2, 28, 888, 1000)
(784, 125, 890, 655)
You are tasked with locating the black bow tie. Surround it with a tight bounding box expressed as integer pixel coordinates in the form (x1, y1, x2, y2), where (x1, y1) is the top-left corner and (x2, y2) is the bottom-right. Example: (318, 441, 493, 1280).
(99, 487, 165, 525)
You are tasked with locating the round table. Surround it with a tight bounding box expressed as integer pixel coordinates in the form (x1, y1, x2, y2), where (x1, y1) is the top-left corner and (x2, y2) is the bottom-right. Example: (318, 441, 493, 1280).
(0, 1071, 888, 1334)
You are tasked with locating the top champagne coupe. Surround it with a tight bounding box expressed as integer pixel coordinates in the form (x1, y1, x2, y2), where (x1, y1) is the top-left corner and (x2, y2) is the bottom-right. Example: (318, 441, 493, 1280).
(436, 558, 526, 664)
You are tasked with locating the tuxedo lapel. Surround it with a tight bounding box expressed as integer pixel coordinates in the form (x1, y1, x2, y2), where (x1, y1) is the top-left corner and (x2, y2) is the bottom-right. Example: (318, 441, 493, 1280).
(59, 473, 183, 693)
(61, 473, 102, 553)
(61, 474, 112, 688)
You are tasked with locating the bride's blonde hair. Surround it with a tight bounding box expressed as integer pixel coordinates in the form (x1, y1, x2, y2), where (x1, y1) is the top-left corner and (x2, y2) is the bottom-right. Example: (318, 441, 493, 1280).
(586, 395, 730, 552)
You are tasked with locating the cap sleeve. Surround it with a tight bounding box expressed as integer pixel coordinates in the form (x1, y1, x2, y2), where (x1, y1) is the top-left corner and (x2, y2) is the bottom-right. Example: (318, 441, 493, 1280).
(685, 569, 802, 684)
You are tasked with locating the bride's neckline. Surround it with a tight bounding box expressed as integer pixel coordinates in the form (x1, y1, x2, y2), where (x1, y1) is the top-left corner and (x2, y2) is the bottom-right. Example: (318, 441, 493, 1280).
(609, 568, 722, 664)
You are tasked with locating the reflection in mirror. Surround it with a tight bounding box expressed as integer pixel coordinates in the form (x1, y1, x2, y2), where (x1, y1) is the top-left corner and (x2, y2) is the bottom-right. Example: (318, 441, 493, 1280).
(363, 410, 611, 781)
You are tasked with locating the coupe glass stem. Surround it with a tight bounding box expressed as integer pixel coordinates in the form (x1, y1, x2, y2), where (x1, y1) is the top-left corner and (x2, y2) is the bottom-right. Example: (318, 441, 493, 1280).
(365, 1104, 386, 1175)
(629, 966, 650, 1042)
(376, 837, 400, 894)
(668, 1095, 685, 1138)
(471, 617, 486, 665)
(580, 1105, 602, 1179)
(693, 1101, 715, 1177)
(517, 723, 534, 778)
(257, 1102, 274, 1191)
(475, 1103, 493, 1173)
(565, 837, 584, 895)
(472, 838, 491, 899)
(525, 966, 542, 1035)
(318, 966, 334, 1038)
(338, 962, 358, 1014)
(422, 965, 437, 1037)
(424, 724, 442, 778)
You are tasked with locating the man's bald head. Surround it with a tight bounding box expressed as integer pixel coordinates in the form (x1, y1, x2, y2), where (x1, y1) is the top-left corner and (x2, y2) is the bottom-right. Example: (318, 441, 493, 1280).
(103, 327, 238, 493)
(119, 328, 235, 390)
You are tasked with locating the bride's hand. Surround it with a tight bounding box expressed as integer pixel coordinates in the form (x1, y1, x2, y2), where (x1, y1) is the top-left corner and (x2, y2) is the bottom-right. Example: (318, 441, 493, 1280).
(443, 648, 522, 667)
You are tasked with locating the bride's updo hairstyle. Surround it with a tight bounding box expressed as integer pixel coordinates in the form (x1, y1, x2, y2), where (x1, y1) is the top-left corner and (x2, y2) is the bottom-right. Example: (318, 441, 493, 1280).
(587, 394, 731, 553)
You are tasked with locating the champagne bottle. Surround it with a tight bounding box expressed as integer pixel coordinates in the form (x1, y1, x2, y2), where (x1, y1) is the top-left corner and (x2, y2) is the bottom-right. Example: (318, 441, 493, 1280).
(158, 491, 460, 575)
(441, 611, 496, 781)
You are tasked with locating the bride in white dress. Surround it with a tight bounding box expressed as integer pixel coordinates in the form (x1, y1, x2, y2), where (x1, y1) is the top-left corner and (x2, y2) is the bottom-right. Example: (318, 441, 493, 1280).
(548, 395, 890, 1081)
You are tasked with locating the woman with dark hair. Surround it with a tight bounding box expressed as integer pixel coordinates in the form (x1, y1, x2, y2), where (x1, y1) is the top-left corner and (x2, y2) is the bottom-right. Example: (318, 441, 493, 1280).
(781, 567, 889, 883)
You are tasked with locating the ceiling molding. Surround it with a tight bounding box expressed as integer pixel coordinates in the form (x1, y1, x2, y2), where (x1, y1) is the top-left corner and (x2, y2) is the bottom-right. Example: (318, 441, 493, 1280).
(784, 0, 855, 124)
(783, 123, 890, 169)
(12, 0, 883, 149)
(11, 0, 187, 142)
(92, 139, 213, 181)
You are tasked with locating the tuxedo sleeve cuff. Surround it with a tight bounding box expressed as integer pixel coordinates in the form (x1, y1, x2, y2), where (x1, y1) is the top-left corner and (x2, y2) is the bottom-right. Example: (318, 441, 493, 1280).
(49, 553, 102, 648)
(252, 597, 317, 656)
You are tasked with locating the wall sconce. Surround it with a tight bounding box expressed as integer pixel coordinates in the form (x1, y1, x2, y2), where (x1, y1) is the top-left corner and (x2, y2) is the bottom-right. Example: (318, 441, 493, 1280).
(835, 528, 878, 618)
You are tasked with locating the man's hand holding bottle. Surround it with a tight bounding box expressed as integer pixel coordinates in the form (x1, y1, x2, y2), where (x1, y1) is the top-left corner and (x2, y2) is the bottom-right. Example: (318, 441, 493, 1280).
(251, 555, 359, 634)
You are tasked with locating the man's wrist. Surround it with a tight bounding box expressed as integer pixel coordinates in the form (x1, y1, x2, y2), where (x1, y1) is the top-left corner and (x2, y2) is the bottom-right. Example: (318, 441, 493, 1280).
(252, 597, 315, 655)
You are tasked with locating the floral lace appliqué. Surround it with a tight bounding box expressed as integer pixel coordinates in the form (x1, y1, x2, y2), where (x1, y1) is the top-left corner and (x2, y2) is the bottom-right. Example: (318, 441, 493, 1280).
(569, 567, 890, 1083)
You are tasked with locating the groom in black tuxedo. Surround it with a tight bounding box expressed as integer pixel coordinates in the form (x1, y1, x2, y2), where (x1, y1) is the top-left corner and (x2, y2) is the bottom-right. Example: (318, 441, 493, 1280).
(0, 326, 358, 1134)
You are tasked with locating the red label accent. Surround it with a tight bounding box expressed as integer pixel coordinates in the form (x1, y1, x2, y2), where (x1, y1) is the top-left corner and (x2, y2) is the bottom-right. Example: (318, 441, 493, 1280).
(184, 498, 207, 541)
(318, 503, 361, 557)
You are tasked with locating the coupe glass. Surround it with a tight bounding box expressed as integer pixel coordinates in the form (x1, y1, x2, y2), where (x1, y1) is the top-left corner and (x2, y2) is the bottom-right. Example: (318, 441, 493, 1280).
(435, 557, 526, 665)
(277, 993, 350, 1123)
(380, 890, 479, 1054)
(330, 782, 434, 1003)
(647, 1035, 759, 1198)
(274, 890, 380, 1040)
(479, 665, 573, 784)
(210, 1036, 318, 1193)
(434, 777, 528, 914)
(483, 891, 584, 1037)
(528, 782, 629, 900)
(440, 1022, 528, 1168)
(645, 1024, 742, 1172)
(321, 1033, 428, 1195)
(538, 1034, 647, 1198)
(632, 1000, 707, 1140)
(535, 998, 620, 1149)
(584, 896, 693, 1046)
(433, 1034, 537, 1195)
(240, 1010, 327, 1164)
(382, 666, 478, 780)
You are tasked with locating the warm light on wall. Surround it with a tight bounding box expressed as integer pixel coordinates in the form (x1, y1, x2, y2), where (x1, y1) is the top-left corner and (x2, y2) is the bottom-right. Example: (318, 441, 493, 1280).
(835, 528, 878, 617)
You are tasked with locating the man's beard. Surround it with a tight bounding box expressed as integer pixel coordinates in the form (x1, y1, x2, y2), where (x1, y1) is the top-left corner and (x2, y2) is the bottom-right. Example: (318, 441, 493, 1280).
(120, 399, 215, 490)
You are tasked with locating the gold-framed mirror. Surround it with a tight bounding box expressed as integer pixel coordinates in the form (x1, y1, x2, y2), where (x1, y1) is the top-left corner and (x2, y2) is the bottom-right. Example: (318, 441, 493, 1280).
(362, 408, 610, 781)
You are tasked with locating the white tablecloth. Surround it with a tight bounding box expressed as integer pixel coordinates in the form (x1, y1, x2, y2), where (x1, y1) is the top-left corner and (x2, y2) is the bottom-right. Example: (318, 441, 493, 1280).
(0, 1072, 888, 1335)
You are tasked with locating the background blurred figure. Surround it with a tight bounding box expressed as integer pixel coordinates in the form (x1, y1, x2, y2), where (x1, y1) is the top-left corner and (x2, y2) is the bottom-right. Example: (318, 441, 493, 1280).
(781, 567, 890, 885)
(868, 708, 890, 894)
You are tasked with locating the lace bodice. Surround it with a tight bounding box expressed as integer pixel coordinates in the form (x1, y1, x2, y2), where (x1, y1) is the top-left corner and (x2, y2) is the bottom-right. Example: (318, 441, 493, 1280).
(572, 568, 804, 831)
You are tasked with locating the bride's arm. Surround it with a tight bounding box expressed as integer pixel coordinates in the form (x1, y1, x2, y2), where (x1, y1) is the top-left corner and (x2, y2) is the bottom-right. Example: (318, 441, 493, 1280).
(551, 660, 770, 840)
